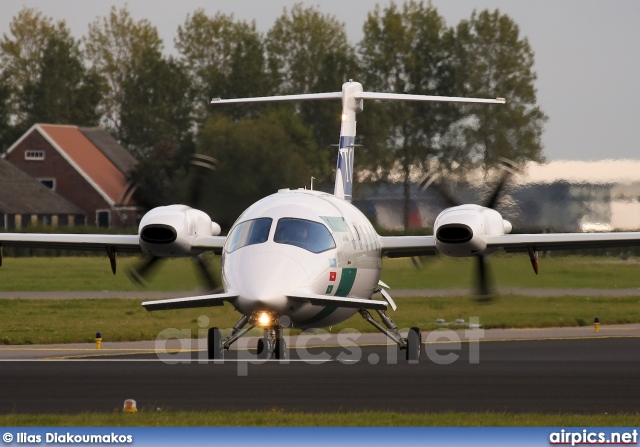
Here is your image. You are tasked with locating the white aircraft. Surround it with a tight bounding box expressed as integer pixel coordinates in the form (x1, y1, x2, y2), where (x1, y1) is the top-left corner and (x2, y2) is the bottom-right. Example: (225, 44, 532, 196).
(2, 80, 640, 362)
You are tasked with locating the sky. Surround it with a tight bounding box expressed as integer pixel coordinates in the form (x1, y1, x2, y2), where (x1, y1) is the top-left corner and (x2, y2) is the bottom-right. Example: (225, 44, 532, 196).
(1, 0, 639, 162)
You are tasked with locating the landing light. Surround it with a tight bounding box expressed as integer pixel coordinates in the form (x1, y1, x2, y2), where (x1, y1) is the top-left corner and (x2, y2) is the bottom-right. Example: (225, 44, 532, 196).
(341, 113, 347, 122)
(258, 312, 272, 326)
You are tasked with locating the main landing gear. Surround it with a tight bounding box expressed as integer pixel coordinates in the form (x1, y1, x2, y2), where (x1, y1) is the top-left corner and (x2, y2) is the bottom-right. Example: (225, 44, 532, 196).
(256, 328, 286, 360)
(358, 309, 422, 363)
(206, 314, 287, 360)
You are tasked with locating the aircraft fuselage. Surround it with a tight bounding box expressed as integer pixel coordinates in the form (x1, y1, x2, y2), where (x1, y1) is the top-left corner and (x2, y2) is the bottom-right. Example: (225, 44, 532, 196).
(221, 188, 382, 329)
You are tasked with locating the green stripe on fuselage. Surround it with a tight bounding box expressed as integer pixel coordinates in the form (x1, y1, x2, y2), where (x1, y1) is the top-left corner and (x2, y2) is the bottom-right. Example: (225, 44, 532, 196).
(299, 268, 358, 327)
(335, 268, 357, 297)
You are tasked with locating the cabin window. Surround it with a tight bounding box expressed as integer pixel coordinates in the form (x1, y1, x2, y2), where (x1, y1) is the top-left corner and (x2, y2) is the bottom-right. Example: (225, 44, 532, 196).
(274, 218, 336, 254)
(25, 150, 45, 161)
(226, 218, 272, 253)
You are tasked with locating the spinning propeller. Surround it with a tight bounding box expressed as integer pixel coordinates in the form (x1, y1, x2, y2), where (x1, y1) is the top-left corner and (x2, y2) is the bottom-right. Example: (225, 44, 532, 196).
(419, 158, 519, 303)
(126, 154, 222, 292)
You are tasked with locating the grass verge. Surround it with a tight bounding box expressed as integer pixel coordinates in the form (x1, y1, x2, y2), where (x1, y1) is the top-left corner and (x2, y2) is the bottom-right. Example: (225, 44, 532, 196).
(0, 411, 638, 426)
(2, 295, 640, 345)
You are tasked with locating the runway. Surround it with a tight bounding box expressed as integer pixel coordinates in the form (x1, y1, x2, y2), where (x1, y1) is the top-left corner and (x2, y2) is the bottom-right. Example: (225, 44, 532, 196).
(1, 326, 639, 414)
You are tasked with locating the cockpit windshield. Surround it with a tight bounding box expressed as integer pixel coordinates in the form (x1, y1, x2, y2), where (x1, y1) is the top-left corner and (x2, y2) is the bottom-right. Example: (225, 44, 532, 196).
(274, 218, 336, 253)
(226, 218, 272, 253)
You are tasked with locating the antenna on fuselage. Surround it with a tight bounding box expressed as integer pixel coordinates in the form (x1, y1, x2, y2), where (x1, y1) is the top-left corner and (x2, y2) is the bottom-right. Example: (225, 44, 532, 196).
(210, 83, 505, 203)
(310, 176, 315, 191)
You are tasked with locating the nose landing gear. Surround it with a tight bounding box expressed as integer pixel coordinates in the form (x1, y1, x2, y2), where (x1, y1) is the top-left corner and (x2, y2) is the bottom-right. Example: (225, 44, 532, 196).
(256, 328, 286, 360)
(206, 314, 287, 360)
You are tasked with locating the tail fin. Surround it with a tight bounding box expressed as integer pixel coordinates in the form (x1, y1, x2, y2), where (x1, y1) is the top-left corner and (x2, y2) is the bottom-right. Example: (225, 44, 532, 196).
(211, 83, 504, 202)
(334, 81, 363, 201)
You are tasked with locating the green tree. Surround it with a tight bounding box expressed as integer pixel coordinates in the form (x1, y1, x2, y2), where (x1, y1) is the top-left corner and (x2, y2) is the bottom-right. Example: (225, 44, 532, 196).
(0, 73, 12, 151)
(266, 3, 355, 95)
(127, 140, 191, 209)
(196, 113, 312, 229)
(85, 6, 163, 139)
(121, 51, 194, 208)
(175, 9, 266, 124)
(0, 8, 59, 107)
(358, 1, 457, 229)
(0, 7, 78, 142)
(22, 34, 104, 127)
(451, 9, 547, 168)
(266, 3, 357, 185)
(120, 50, 193, 159)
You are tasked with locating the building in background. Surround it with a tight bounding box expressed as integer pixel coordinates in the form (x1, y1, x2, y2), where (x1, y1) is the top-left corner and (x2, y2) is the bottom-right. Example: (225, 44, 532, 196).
(0, 158, 85, 230)
(2, 124, 141, 228)
(354, 160, 640, 232)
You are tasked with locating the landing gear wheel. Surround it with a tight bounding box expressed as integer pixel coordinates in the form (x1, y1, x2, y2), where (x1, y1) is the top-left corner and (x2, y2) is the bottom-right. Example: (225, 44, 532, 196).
(406, 327, 422, 363)
(257, 336, 270, 360)
(274, 336, 286, 360)
(207, 327, 223, 360)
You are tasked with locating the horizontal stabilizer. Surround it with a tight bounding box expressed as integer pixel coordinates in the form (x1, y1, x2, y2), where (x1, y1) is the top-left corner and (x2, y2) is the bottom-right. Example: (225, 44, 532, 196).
(211, 92, 341, 104)
(142, 292, 238, 311)
(287, 292, 387, 310)
(355, 91, 505, 104)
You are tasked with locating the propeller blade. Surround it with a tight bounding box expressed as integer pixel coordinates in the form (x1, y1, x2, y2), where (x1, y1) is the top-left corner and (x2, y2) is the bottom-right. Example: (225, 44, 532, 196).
(126, 256, 162, 287)
(419, 172, 461, 207)
(194, 254, 222, 293)
(187, 154, 217, 208)
(409, 256, 423, 270)
(484, 157, 519, 209)
(484, 169, 511, 210)
(473, 255, 496, 304)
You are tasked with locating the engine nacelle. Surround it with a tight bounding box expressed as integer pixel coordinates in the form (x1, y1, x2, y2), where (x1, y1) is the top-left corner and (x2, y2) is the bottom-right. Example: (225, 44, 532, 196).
(138, 205, 221, 257)
(434, 205, 512, 257)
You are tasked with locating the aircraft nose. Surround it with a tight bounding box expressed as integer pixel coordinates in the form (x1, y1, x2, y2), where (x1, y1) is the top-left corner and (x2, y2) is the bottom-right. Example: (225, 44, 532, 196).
(224, 250, 309, 313)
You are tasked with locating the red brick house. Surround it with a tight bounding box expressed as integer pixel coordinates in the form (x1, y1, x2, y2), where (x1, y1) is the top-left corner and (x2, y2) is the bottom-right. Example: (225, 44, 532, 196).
(2, 124, 141, 227)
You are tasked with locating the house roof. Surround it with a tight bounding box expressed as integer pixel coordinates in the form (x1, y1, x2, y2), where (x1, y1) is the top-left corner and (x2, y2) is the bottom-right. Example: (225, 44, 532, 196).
(78, 127, 137, 175)
(0, 158, 84, 214)
(5, 124, 137, 206)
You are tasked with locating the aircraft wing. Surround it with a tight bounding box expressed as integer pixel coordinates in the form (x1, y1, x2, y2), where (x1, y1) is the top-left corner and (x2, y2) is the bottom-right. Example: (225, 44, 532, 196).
(142, 292, 239, 311)
(191, 236, 227, 255)
(379, 236, 437, 258)
(378, 232, 640, 258)
(287, 292, 388, 310)
(487, 232, 640, 252)
(0, 233, 142, 253)
(0, 233, 227, 254)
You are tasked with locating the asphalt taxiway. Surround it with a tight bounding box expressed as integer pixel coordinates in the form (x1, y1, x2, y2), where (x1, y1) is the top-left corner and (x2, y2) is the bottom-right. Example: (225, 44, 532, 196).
(1, 325, 639, 414)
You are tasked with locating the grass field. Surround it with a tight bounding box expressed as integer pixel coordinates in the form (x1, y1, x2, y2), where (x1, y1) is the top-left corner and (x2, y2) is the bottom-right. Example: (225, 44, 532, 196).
(0, 256, 206, 292)
(2, 254, 640, 292)
(1, 255, 640, 344)
(0, 411, 638, 427)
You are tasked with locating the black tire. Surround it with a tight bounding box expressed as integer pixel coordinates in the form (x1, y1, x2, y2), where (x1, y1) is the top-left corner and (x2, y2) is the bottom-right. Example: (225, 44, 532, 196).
(257, 337, 270, 360)
(274, 337, 286, 360)
(406, 327, 422, 363)
(207, 327, 223, 360)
